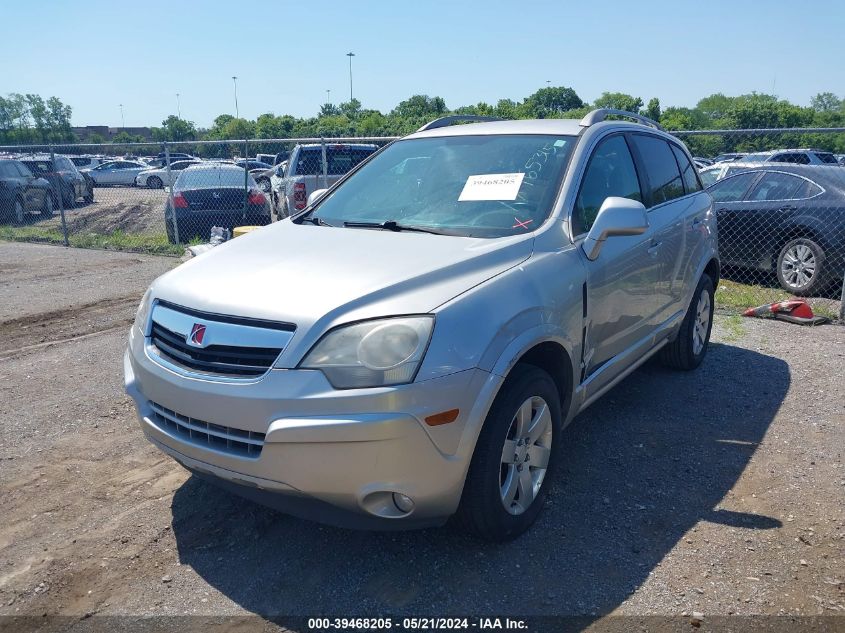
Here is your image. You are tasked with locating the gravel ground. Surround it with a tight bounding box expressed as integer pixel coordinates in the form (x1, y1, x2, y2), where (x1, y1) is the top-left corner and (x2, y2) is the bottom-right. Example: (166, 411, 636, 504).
(0, 242, 842, 632)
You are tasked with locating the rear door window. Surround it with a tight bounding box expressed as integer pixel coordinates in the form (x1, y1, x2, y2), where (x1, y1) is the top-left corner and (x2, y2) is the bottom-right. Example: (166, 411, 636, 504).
(814, 152, 837, 164)
(771, 153, 811, 165)
(630, 134, 684, 206)
(748, 172, 807, 201)
(15, 162, 33, 177)
(670, 144, 702, 194)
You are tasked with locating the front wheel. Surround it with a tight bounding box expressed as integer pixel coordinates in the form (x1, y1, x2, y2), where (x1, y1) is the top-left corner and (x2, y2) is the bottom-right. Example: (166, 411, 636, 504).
(147, 176, 163, 189)
(776, 237, 826, 296)
(40, 193, 54, 218)
(660, 274, 714, 370)
(457, 365, 560, 541)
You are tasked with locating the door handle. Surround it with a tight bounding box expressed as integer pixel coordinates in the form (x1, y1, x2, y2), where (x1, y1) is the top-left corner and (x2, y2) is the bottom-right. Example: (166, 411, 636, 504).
(778, 205, 797, 211)
(647, 241, 662, 255)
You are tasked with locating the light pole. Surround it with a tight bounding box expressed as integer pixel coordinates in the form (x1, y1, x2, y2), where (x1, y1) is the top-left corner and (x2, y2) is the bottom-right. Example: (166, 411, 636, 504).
(119, 104, 124, 129)
(176, 93, 181, 118)
(346, 52, 355, 102)
(326, 89, 331, 105)
(232, 76, 239, 118)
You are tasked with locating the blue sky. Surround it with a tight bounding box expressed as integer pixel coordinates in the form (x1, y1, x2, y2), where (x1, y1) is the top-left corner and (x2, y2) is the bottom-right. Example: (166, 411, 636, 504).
(2, 0, 843, 128)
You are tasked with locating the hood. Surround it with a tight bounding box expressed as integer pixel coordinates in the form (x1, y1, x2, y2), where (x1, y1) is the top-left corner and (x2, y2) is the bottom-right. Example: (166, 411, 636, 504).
(152, 220, 533, 353)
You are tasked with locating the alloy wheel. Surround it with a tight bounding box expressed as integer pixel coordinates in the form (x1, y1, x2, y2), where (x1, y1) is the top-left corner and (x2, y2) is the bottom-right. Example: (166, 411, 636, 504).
(780, 243, 816, 291)
(692, 287, 711, 356)
(499, 396, 553, 515)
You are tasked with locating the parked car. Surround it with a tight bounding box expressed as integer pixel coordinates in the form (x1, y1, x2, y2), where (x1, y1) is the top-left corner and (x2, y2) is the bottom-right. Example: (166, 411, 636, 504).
(254, 162, 284, 193)
(125, 110, 719, 540)
(69, 155, 109, 170)
(692, 156, 713, 168)
(270, 143, 378, 216)
(235, 159, 273, 172)
(706, 164, 845, 295)
(698, 161, 771, 187)
(0, 159, 54, 222)
(149, 152, 196, 168)
(735, 149, 840, 166)
(85, 160, 150, 186)
(19, 154, 91, 206)
(135, 160, 202, 188)
(164, 163, 271, 243)
(256, 151, 289, 166)
(712, 152, 746, 164)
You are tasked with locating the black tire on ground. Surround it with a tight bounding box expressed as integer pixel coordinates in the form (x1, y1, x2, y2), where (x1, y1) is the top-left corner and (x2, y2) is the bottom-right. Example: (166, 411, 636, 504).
(776, 237, 826, 297)
(456, 364, 561, 541)
(40, 192, 54, 218)
(83, 185, 94, 203)
(148, 176, 163, 189)
(63, 187, 75, 209)
(660, 274, 715, 371)
(13, 197, 25, 224)
(165, 218, 179, 244)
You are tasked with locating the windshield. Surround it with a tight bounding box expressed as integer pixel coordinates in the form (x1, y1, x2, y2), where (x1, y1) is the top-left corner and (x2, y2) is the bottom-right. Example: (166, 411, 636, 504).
(176, 167, 256, 190)
(309, 135, 575, 237)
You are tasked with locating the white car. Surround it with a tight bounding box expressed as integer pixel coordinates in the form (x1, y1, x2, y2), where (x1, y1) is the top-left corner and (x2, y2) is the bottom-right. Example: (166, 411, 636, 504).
(135, 160, 202, 188)
(85, 160, 150, 186)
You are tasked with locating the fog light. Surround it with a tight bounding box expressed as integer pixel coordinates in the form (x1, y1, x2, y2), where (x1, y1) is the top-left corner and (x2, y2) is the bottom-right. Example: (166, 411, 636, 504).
(392, 492, 414, 513)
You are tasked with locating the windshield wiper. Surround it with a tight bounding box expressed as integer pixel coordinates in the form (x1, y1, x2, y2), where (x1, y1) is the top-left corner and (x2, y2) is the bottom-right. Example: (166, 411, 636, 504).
(342, 220, 453, 235)
(299, 216, 335, 227)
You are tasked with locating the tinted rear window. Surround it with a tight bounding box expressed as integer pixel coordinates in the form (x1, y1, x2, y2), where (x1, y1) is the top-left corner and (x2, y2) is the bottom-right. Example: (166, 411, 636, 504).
(177, 168, 256, 189)
(707, 172, 758, 202)
(294, 147, 376, 175)
(814, 152, 838, 164)
(22, 160, 52, 174)
(630, 135, 684, 206)
(670, 144, 702, 194)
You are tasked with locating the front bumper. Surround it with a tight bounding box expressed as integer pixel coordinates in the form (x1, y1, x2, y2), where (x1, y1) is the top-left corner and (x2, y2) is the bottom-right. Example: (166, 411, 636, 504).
(124, 327, 490, 529)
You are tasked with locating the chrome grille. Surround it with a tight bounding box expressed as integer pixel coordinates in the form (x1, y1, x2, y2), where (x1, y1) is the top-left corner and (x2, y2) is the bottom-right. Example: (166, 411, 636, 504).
(150, 321, 282, 377)
(149, 401, 265, 458)
(148, 301, 295, 378)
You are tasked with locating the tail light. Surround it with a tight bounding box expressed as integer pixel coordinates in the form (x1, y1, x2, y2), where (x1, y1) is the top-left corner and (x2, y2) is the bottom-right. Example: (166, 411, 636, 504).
(172, 192, 188, 208)
(247, 190, 265, 205)
(293, 182, 307, 210)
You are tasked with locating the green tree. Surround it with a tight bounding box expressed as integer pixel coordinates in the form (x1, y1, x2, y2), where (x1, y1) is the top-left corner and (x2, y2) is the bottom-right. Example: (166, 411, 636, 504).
(111, 131, 146, 144)
(642, 97, 661, 122)
(592, 92, 643, 112)
(810, 92, 842, 113)
(523, 86, 583, 118)
(152, 115, 197, 142)
(391, 95, 447, 119)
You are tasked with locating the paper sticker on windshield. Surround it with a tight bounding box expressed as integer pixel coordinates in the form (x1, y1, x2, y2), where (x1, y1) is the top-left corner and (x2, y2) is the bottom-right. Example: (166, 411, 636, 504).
(458, 173, 525, 201)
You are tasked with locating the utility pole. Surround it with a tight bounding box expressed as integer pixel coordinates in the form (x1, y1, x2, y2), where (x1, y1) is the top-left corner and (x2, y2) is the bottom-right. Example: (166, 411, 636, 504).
(326, 89, 331, 104)
(232, 76, 239, 118)
(119, 104, 124, 128)
(346, 52, 355, 102)
(176, 93, 181, 118)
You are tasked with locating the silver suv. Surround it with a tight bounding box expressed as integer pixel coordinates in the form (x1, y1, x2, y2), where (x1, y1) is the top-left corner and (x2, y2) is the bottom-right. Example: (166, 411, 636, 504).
(125, 110, 719, 540)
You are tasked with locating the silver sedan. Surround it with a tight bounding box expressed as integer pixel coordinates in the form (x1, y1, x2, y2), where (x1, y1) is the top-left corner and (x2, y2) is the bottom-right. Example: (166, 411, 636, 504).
(85, 160, 150, 186)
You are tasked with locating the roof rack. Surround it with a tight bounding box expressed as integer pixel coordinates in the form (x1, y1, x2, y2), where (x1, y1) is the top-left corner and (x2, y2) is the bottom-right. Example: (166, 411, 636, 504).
(579, 108, 663, 131)
(417, 115, 502, 132)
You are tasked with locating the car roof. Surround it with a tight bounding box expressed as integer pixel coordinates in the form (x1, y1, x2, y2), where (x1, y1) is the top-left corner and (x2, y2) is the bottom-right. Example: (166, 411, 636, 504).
(297, 143, 377, 149)
(405, 118, 585, 139)
(708, 163, 845, 188)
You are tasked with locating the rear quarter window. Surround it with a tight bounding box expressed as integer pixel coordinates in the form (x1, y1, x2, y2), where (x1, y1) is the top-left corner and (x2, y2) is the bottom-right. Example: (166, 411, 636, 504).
(670, 144, 702, 194)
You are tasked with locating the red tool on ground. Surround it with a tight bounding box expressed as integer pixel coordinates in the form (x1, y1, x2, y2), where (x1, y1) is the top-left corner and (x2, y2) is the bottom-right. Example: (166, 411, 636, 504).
(743, 298, 829, 325)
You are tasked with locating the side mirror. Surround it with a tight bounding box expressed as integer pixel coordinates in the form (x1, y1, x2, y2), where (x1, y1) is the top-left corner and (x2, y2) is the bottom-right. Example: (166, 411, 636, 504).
(307, 189, 328, 206)
(581, 197, 648, 261)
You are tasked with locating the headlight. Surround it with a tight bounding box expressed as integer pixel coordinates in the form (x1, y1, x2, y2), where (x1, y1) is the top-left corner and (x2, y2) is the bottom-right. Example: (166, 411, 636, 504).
(300, 316, 434, 389)
(133, 289, 153, 335)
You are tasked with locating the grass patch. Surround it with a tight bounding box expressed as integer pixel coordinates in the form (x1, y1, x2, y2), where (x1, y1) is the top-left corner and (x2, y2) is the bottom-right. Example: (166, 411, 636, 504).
(0, 225, 183, 256)
(719, 314, 746, 342)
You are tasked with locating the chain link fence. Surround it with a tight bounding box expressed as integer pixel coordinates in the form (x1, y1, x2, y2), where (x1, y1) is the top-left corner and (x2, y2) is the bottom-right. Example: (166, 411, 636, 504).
(1, 129, 843, 320)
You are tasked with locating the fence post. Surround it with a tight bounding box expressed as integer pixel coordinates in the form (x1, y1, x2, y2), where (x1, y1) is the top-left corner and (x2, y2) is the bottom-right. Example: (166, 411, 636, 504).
(243, 138, 249, 221)
(164, 142, 179, 244)
(839, 271, 844, 322)
(50, 145, 69, 247)
(320, 137, 328, 190)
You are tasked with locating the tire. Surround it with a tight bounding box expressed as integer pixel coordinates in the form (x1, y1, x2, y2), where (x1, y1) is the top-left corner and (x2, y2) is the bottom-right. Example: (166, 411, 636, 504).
(660, 274, 715, 371)
(40, 192, 54, 219)
(166, 218, 176, 244)
(776, 237, 826, 296)
(148, 176, 163, 189)
(13, 197, 25, 224)
(83, 184, 94, 203)
(456, 364, 561, 541)
(62, 186, 75, 209)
